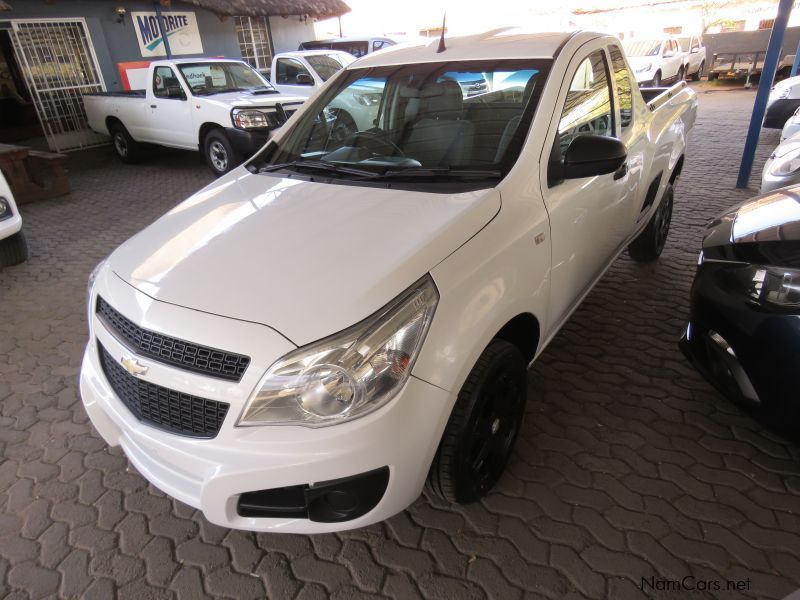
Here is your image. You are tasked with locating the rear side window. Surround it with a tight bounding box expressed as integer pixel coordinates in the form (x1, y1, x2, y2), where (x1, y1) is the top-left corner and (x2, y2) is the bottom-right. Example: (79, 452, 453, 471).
(557, 50, 614, 157)
(153, 66, 181, 99)
(609, 45, 633, 129)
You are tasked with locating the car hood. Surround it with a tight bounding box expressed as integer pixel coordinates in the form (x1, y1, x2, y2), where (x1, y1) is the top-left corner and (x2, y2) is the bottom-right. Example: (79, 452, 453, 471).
(627, 56, 657, 71)
(109, 171, 500, 346)
(199, 90, 306, 109)
(704, 185, 800, 255)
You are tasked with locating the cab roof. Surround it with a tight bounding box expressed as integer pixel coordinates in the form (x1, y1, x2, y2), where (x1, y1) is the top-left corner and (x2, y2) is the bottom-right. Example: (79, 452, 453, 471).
(351, 29, 584, 67)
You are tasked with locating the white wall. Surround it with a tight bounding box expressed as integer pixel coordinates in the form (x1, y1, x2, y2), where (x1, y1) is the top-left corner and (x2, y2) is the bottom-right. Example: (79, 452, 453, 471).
(269, 16, 316, 53)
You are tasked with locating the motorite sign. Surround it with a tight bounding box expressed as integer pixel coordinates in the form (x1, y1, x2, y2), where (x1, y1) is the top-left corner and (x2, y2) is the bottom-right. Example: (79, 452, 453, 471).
(132, 11, 203, 57)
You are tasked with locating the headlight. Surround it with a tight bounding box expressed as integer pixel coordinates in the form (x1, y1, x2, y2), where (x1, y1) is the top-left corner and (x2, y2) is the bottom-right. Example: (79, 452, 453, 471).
(777, 87, 791, 100)
(0, 197, 12, 221)
(353, 92, 381, 106)
(238, 276, 439, 427)
(724, 264, 800, 308)
(635, 63, 653, 73)
(768, 153, 800, 176)
(232, 109, 273, 129)
(86, 258, 107, 331)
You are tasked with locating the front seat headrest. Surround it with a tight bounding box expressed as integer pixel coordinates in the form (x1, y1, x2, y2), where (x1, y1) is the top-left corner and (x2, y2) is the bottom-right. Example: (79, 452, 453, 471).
(419, 79, 464, 120)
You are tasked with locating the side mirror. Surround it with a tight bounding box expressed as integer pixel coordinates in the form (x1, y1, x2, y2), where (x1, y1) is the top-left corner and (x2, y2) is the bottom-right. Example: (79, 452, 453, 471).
(691, 47, 699, 54)
(555, 135, 627, 181)
(295, 73, 314, 85)
(663, 50, 674, 58)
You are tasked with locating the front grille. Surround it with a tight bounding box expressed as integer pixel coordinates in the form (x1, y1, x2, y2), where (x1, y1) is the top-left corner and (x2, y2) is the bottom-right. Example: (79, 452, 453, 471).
(98, 344, 229, 438)
(96, 296, 250, 382)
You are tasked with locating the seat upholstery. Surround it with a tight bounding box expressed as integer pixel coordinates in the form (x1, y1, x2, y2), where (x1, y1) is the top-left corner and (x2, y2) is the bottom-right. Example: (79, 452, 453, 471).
(494, 76, 539, 163)
(403, 80, 474, 167)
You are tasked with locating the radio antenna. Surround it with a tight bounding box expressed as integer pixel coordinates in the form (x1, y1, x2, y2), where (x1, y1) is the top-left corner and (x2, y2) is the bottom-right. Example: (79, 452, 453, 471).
(436, 13, 447, 53)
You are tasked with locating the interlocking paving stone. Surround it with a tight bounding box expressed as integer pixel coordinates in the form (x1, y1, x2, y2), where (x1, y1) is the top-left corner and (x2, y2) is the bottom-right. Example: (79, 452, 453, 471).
(1, 85, 799, 598)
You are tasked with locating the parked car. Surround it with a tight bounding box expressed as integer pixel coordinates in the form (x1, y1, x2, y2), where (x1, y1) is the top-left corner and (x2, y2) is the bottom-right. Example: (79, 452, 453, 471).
(624, 37, 686, 87)
(761, 131, 800, 193)
(0, 171, 28, 269)
(677, 35, 706, 81)
(299, 36, 396, 58)
(765, 74, 800, 129)
(268, 50, 355, 97)
(85, 59, 306, 176)
(681, 184, 800, 428)
(80, 30, 696, 533)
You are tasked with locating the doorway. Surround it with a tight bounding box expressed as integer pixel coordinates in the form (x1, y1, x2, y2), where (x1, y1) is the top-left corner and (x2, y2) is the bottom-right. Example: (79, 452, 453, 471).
(0, 26, 42, 144)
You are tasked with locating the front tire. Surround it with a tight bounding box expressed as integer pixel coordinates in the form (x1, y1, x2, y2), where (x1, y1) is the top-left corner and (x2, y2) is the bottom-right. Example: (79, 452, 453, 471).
(204, 130, 239, 177)
(677, 66, 685, 82)
(427, 339, 527, 503)
(0, 230, 29, 268)
(628, 182, 673, 263)
(651, 71, 661, 87)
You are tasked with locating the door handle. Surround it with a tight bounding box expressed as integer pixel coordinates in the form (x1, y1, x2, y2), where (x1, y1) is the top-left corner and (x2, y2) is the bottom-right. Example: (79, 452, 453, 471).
(613, 162, 628, 180)
(150, 104, 157, 108)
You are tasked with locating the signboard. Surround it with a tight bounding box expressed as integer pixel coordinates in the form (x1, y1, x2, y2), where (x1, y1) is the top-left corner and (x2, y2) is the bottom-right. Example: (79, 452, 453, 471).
(132, 12, 203, 57)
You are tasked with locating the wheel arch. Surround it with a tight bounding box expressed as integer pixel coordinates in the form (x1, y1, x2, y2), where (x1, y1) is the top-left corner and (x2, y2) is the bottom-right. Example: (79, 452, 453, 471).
(105, 115, 125, 134)
(199, 122, 223, 149)
(669, 154, 684, 184)
(494, 313, 541, 365)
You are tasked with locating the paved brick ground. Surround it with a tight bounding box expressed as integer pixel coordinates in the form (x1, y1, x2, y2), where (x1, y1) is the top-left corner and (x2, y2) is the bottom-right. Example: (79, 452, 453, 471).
(2, 86, 800, 600)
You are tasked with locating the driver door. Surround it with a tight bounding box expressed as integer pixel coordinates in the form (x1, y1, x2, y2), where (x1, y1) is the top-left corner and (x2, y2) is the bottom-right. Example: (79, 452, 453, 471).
(147, 65, 194, 148)
(539, 44, 631, 334)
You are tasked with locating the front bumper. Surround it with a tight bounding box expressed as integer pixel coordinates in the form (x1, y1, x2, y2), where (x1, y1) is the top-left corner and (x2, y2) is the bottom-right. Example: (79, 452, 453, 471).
(224, 127, 270, 160)
(680, 262, 800, 419)
(80, 276, 452, 533)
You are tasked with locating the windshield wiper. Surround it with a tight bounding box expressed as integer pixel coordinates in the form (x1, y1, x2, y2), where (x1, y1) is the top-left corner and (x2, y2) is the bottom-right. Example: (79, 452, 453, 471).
(259, 160, 380, 178)
(204, 87, 246, 96)
(356, 167, 503, 181)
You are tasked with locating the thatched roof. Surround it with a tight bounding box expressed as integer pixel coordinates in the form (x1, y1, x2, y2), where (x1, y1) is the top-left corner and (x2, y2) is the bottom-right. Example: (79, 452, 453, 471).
(177, 0, 350, 18)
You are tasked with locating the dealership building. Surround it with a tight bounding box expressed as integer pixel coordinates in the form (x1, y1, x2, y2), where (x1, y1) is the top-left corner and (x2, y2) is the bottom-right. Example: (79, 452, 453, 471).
(0, 0, 349, 151)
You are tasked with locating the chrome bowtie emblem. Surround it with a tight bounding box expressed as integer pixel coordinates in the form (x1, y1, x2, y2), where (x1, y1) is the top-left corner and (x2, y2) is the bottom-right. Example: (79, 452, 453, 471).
(121, 355, 149, 377)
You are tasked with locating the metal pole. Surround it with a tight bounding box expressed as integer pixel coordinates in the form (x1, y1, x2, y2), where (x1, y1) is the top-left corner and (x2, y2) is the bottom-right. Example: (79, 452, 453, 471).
(792, 39, 800, 76)
(736, 0, 793, 189)
(154, 2, 173, 59)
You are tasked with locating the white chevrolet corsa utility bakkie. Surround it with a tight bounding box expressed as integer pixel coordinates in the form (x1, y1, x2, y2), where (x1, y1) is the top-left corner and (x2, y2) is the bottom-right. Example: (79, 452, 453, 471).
(81, 29, 697, 533)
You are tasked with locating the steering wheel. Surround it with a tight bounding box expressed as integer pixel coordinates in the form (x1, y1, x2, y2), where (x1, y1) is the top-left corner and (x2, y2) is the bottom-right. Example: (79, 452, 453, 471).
(344, 129, 405, 158)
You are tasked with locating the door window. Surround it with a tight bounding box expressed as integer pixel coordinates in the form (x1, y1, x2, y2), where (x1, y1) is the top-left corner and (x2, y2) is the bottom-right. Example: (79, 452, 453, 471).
(276, 58, 312, 85)
(609, 45, 633, 129)
(557, 50, 614, 157)
(153, 66, 182, 99)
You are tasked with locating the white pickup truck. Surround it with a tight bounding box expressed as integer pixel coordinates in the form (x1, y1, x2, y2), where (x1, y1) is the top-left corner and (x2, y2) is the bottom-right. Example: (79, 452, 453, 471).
(81, 30, 696, 533)
(266, 50, 354, 97)
(85, 58, 305, 176)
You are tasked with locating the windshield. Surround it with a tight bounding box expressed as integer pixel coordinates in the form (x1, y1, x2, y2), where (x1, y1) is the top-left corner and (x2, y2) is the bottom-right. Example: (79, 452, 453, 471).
(623, 40, 662, 57)
(177, 62, 273, 95)
(252, 59, 551, 189)
(306, 54, 352, 81)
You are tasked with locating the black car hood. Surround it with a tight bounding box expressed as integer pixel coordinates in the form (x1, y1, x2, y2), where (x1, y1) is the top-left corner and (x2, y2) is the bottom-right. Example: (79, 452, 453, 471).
(703, 186, 800, 267)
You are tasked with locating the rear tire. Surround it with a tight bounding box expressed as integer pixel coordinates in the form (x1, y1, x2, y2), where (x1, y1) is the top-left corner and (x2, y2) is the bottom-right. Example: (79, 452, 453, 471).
(677, 66, 685, 82)
(204, 129, 239, 177)
(109, 123, 143, 163)
(0, 230, 29, 268)
(628, 183, 673, 263)
(692, 61, 704, 81)
(427, 339, 527, 503)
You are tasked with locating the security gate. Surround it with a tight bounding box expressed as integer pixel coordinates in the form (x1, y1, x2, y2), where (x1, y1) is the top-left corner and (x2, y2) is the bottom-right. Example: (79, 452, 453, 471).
(10, 19, 107, 152)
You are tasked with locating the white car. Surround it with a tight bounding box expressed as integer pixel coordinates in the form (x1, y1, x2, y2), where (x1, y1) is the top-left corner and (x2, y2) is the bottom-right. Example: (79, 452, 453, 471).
(677, 35, 706, 81)
(0, 171, 28, 269)
(267, 50, 355, 97)
(84, 59, 306, 176)
(80, 30, 696, 533)
(765, 75, 800, 129)
(761, 132, 800, 193)
(624, 37, 686, 87)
